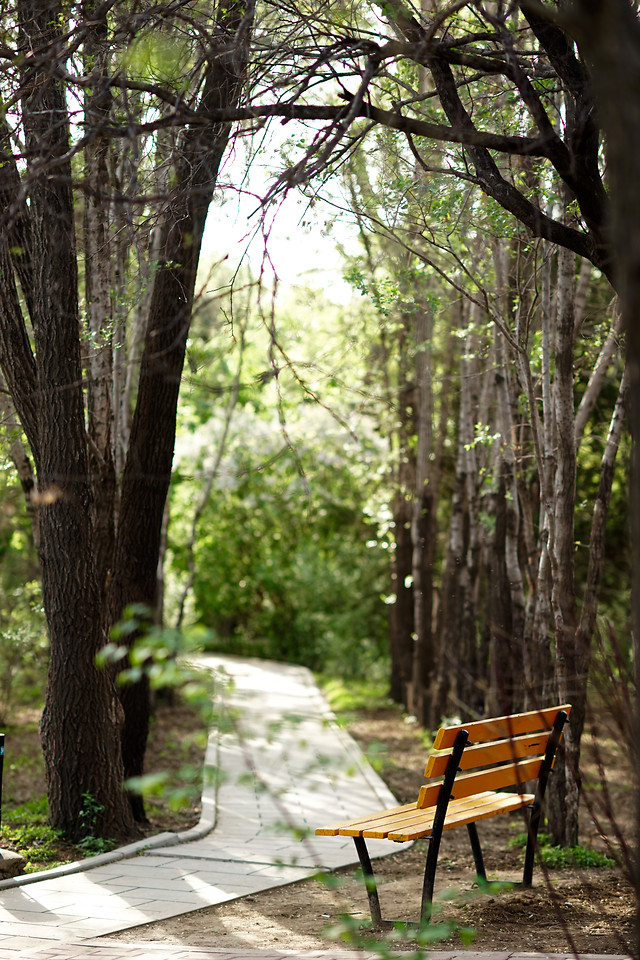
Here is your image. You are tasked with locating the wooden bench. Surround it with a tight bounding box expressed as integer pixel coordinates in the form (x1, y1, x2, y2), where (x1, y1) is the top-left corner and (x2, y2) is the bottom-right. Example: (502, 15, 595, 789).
(316, 703, 571, 926)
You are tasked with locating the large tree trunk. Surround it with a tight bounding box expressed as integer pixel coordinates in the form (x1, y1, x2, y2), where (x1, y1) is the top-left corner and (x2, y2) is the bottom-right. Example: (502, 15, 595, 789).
(16, 0, 135, 840)
(107, 0, 255, 815)
(1, 0, 254, 837)
(561, 0, 640, 940)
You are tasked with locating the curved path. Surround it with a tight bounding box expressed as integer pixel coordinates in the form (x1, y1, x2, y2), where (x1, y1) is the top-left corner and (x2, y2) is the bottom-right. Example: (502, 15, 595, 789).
(0, 656, 406, 956)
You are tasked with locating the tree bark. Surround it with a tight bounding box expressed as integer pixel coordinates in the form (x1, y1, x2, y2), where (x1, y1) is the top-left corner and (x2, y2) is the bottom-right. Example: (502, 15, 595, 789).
(407, 303, 434, 724)
(107, 0, 255, 814)
(16, 0, 135, 840)
(548, 241, 579, 846)
(83, 6, 117, 601)
(558, 0, 640, 933)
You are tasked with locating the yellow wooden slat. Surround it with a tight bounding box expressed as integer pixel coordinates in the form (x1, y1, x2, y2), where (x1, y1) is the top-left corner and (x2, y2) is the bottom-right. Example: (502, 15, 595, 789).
(388, 791, 534, 842)
(415, 780, 443, 809)
(425, 731, 550, 778)
(315, 801, 416, 836)
(417, 756, 542, 807)
(361, 791, 496, 839)
(433, 703, 572, 749)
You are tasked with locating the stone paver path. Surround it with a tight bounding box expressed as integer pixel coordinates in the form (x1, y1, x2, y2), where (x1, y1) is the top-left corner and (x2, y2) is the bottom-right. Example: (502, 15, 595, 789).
(0, 656, 405, 955)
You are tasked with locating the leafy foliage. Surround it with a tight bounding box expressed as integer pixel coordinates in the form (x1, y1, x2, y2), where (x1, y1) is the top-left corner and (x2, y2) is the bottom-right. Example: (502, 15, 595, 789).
(172, 410, 389, 676)
(0, 444, 47, 723)
(509, 832, 616, 869)
(0, 796, 69, 872)
(166, 283, 392, 680)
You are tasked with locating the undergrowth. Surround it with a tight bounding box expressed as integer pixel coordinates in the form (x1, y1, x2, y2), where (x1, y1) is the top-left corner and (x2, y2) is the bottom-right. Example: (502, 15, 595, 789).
(0, 796, 72, 872)
(509, 831, 616, 869)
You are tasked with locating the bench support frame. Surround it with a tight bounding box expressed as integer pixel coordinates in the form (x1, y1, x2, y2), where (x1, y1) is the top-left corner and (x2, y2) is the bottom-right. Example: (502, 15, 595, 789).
(522, 709, 569, 886)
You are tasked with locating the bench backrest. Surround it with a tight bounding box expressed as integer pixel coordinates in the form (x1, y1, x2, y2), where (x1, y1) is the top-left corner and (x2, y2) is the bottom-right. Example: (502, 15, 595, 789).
(417, 704, 572, 808)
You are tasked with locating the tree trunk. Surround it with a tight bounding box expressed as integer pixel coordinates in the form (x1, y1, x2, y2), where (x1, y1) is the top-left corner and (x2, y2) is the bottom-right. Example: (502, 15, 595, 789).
(407, 304, 434, 725)
(548, 241, 579, 846)
(521, 243, 556, 706)
(561, 2, 640, 933)
(492, 329, 526, 713)
(83, 11, 117, 601)
(389, 483, 415, 705)
(107, 0, 255, 812)
(16, 0, 135, 840)
(433, 301, 469, 721)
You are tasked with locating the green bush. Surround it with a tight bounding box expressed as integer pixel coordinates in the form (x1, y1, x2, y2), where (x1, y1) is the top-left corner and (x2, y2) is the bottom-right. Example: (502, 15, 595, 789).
(509, 831, 615, 869)
(168, 407, 390, 680)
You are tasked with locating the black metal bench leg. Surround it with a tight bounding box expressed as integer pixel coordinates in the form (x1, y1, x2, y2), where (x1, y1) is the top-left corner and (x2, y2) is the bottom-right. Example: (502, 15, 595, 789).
(421, 729, 470, 925)
(420, 823, 446, 923)
(467, 822, 486, 881)
(353, 836, 383, 926)
(522, 802, 539, 887)
(522, 711, 569, 887)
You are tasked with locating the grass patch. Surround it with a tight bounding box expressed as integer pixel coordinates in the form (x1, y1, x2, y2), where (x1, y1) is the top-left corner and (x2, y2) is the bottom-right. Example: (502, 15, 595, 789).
(509, 831, 616, 869)
(316, 675, 392, 715)
(0, 795, 74, 872)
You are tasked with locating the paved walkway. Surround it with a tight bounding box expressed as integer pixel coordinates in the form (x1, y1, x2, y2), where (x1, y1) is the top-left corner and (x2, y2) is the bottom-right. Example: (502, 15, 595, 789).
(0, 656, 631, 960)
(0, 656, 407, 957)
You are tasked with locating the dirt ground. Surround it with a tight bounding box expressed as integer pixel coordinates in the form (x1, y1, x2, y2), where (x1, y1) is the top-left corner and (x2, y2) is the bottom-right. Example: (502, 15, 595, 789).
(105, 702, 636, 956)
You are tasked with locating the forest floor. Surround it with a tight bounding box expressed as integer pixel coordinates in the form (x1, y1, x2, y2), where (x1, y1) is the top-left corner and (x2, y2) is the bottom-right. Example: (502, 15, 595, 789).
(1, 691, 635, 955)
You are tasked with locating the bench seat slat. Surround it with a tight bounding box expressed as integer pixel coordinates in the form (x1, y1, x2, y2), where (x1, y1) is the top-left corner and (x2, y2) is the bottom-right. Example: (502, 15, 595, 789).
(433, 703, 572, 749)
(316, 788, 535, 842)
(315, 801, 416, 836)
(425, 732, 550, 778)
(360, 791, 495, 839)
(387, 790, 535, 842)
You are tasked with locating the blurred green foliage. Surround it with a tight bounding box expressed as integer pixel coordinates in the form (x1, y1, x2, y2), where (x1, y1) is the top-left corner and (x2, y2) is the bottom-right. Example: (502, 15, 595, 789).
(0, 439, 47, 723)
(165, 281, 391, 680)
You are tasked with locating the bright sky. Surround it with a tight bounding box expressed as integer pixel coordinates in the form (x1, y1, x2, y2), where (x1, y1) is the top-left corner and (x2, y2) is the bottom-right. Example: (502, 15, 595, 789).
(201, 127, 358, 303)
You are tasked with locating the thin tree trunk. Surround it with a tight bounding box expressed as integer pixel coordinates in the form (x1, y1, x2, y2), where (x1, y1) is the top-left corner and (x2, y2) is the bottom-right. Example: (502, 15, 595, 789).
(0, 385, 39, 551)
(389, 473, 414, 704)
(433, 298, 468, 721)
(407, 304, 434, 724)
(493, 328, 526, 712)
(83, 13, 117, 601)
(522, 243, 555, 707)
(574, 305, 623, 444)
(548, 240, 579, 846)
(575, 366, 629, 666)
